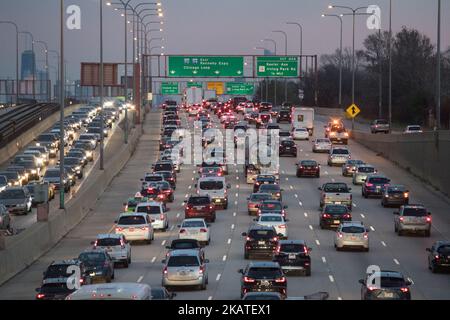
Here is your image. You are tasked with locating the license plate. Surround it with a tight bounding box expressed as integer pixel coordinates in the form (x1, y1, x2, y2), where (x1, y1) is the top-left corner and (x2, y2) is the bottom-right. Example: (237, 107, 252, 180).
(286, 148, 291, 150)
(384, 292, 394, 298)
(351, 237, 358, 241)
(335, 202, 341, 205)
(129, 228, 134, 232)
(260, 280, 270, 287)
(215, 199, 221, 203)
(258, 241, 266, 245)
(334, 220, 341, 224)
(289, 254, 296, 260)
(194, 206, 204, 210)
(190, 231, 199, 235)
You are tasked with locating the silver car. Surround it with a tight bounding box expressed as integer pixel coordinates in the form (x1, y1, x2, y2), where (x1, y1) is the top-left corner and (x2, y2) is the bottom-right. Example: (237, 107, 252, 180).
(162, 249, 209, 290)
(312, 138, 332, 153)
(0, 204, 11, 230)
(0, 187, 32, 215)
(394, 205, 431, 237)
(92, 234, 132, 267)
(335, 222, 369, 251)
(328, 147, 351, 166)
(353, 165, 377, 185)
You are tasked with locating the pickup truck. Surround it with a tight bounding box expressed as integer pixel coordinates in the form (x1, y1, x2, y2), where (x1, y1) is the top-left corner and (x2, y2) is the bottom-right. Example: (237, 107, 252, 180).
(318, 183, 353, 210)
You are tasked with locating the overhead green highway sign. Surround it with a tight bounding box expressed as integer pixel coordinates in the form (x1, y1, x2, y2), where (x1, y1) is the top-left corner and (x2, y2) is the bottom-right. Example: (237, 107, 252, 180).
(226, 83, 255, 95)
(161, 82, 179, 95)
(168, 56, 244, 77)
(256, 56, 299, 77)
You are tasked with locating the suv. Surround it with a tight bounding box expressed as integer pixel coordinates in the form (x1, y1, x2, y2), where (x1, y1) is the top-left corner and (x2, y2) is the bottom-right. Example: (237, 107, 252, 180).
(426, 241, 450, 273)
(92, 234, 131, 267)
(362, 175, 391, 198)
(272, 240, 312, 276)
(335, 222, 369, 252)
(135, 202, 169, 231)
(277, 110, 291, 123)
(238, 262, 287, 298)
(279, 140, 297, 157)
(242, 225, 281, 259)
(320, 204, 352, 229)
(342, 160, 365, 177)
(328, 147, 351, 166)
(359, 270, 412, 300)
(184, 195, 216, 222)
(253, 175, 277, 193)
(196, 177, 230, 210)
(381, 185, 409, 207)
(394, 205, 431, 237)
(370, 119, 390, 134)
(247, 193, 273, 216)
(165, 239, 206, 262)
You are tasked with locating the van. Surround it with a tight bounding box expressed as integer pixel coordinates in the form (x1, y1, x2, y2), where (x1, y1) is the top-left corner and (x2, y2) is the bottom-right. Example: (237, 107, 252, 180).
(66, 283, 151, 300)
(196, 177, 230, 210)
(135, 202, 169, 231)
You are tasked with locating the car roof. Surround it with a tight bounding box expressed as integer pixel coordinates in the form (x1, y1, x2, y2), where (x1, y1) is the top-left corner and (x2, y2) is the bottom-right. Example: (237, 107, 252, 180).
(182, 218, 206, 223)
(136, 202, 163, 207)
(198, 177, 225, 182)
(118, 212, 147, 218)
(50, 259, 80, 266)
(374, 270, 405, 279)
(340, 221, 365, 227)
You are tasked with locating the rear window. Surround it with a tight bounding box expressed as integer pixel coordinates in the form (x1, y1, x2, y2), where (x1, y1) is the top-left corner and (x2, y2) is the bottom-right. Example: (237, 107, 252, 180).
(358, 167, 375, 173)
(136, 206, 161, 214)
(380, 277, 406, 288)
(167, 256, 199, 267)
(249, 229, 276, 239)
(145, 176, 162, 182)
(402, 208, 427, 217)
(188, 197, 210, 205)
(375, 120, 388, 125)
(261, 203, 282, 211)
(182, 221, 205, 228)
(280, 244, 305, 253)
(388, 186, 406, 193)
(248, 267, 282, 279)
(199, 181, 224, 190)
(97, 238, 121, 246)
(317, 139, 330, 143)
(250, 194, 271, 201)
(118, 215, 147, 225)
(45, 265, 70, 278)
(259, 185, 279, 192)
(279, 132, 291, 136)
(0, 190, 25, 199)
(341, 226, 365, 234)
(260, 216, 283, 222)
(368, 177, 390, 184)
(282, 141, 295, 147)
(323, 184, 349, 193)
(325, 205, 348, 214)
(40, 283, 74, 294)
(154, 164, 173, 172)
(79, 252, 106, 262)
(301, 161, 317, 166)
(172, 242, 198, 250)
(332, 149, 349, 155)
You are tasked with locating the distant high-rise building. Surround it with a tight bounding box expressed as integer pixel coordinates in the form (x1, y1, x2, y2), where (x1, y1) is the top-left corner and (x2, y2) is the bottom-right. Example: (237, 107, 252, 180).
(21, 50, 35, 80)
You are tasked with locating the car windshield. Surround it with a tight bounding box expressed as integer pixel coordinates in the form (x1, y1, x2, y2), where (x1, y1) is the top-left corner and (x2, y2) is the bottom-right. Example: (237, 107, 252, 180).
(388, 186, 406, 193)
(358, 167, 375, 173)
(182, 221, 205, 228)
(172, 242, 198, 250)
(368, 177, 389, 184)
(188, 197, 210, 205)
(376, 120, 388, 125)
(408, 126, 421, 131)
(0, 176, 7, 184)
(282, 141, 295, 147)
(261, 203, 282, 211)
(260, 216, 283, 222)
(0, 190, 25, 199)
(145, 176, 162, 182)
(45, 265, 72, 278)
(323, 184, 348, 193)
(280, 244, 305, 253)
(341, 226, 365, 234)
(325, 205, 348, 214)
(136, 206, 161, 214)
(199, 181, 224, 190)
(97, 238, 121, 246)
(249, 230, 276, 239)
(402, 208, 427, 217)
(154, 164, 172, 172)
(259, 185, 279, 192)
(247, 267, 282, 279)
(79, 252, 106, 263)
(332, 149, 349, 155)
(167, 256, 199, 267)
(118, 215, 146, 225)
(64, 159, 80, 165)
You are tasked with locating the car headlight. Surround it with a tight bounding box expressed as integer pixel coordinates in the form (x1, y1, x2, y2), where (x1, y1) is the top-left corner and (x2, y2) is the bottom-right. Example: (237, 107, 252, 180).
(31, 170, 37, 174)
(75, 166, 81, 171)
(17, 203, 26, 207)
(86, 151, 92, 157)
(8, 182, 12, 186)
(36, 143, 41, 147)
(14, 181, 21, 186)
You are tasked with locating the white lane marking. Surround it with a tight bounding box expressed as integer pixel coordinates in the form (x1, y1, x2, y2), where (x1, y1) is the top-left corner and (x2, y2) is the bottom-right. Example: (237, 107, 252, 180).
(233, 212, 237, 217)
(236, 185, 240, 189)
(300, 149, 303, 152)
(193, 170, 196, 174)
(331, 178, 336, 182)
(309, 225, 314, 230)
(222, 255, 227, 261)
(353, 203, 357, 208)
(188, 185, 192, 189)
(231, 224, 235, 230)
(286, 178, 289, 181)
(360, 214, 366, 219)
(294, 194, 298, 198)
(216, 274, 221, 281)
(208, 296, 213, 300)
(236, 176, 239, 180)
(299, 201, 303, 206)
(381, 241, 387, 247)
(227, 238, 232, 245)
(234, 201, 238, 205)
(338, 297, 343, 300)
(185, 194, 189, 198)
(281, 170, 286, 174)
(304, 212, 308, 217)
(370, 226, 375, 232)
(322, 257, 327, 264)
(305, 154, 309, 156)
(137, 276, 143, 283)
(170, 225, 174, 231)
(290, 185, 293, 190)
(151, 257, 156, 263)
(394, 259, 400, 265)
(176, 213, 180, 218)
(191, 177, 194, 181)
(325, 171, 329, 175)
(236, 169, 239, 173)
(329, 275, 335, 283)
(315, 240, 321, 246)
(235, 193, 239, 197)
(180, 202, 185, 206)
(161, 240, 166, 246)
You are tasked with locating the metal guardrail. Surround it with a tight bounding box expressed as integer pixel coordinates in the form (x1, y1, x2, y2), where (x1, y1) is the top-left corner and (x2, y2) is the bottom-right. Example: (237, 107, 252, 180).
(0, 103, 60, 148)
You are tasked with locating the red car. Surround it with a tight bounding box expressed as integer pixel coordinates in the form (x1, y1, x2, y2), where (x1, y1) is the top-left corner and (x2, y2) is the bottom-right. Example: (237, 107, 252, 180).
(296, 160, 320, 178)
(184, 195, 216, 223)
(153, 181, 174, 203)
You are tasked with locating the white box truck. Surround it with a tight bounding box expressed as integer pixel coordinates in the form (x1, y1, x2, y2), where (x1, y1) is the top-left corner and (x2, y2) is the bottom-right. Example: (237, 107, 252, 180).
(184, 87, 203, 107)
(292, 107, 315, 136)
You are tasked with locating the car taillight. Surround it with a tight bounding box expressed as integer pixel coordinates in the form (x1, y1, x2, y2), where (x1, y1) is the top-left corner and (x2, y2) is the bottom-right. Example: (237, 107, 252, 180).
(275, 277, 286, 283)
(272, 237, 279, 242)
(120, 239, 125, 248)
(93, 240, 98, 248)
(163, 266, 168, 275)
(243, 276, 255, 283)
(367, 286, 377, 291)
(338, 232, 343, 238)
(246, 237, 252, 241)
(275, 246, 281, 254)
(435, 255, 440, 260)
(363, 233, 369, 239)
(158, 194, 165, 199)
(279, 224, 286, 229)
(400, 287, 409, 293)
(36, 293, 45, 299)
(404, 192, 409, 198)
(180, 229, 186, 233)
(200, 228, 208, 233)
(209, 206, 214, 210)
(426, 216, 432, 223)
(160, 214, 165, 220)
(343, 214, 351, 219)
(366, 183, 374, 187)
(276, 193, 281, 197)
(399, 217, 404, 222)
(141, 226, 149, 231)
(199, 265, 205, 274)
(115, 227, 123, 232)
(323, 214, 331, 218)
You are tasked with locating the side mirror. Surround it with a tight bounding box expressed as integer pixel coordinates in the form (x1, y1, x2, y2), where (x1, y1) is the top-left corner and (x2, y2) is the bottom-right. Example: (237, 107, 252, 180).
(238, 269, 244, 274)
(358, 279, 365, 285)
(393, 212, 399, 215)
(318, 187, 322, 191)
(362, 179, 366, 182)
(428, 212, 432, 216)
(161, 259, 166, 264)
(114, 220, 118, 224)
(278, 233, 284, 237)
(405, 280, 413, 286)
(227, 184, 231, 189)
(253, 218, 258, 222)
(140, 178, 144, 182)
(194, 184, 197, 188)
(241, 232, 247, 237)
(246, 197, 250, 201)
(348, 188, 352, 191)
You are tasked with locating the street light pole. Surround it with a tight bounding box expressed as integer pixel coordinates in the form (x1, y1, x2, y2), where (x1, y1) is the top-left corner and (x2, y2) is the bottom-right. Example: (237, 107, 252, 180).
(436, 0, 441, 129)
(286, 22, 303, 73)
(59, 0, 65, 209)
(388, 0, 392, 128)
(273, 30, 288, 103)
(100, 0, 104, 170)
(255, 46, 269, 101)
(49, 50, 60, 101)
(0, 21, 19, 104)
(35, 40, 50, 102)
(262, 39, 277, 105)
(19, 31, 36, 100)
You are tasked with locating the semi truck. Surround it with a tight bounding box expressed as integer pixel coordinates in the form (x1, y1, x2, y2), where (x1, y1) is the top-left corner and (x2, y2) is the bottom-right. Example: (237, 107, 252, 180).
(292, 107, 315, 136)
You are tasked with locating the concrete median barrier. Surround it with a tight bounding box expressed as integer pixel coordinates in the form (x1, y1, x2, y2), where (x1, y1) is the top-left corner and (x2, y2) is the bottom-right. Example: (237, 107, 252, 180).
(352, 130, 450, 197)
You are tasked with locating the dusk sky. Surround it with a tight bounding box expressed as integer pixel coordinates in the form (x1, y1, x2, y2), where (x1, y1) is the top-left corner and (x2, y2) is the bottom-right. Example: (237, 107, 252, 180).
(0, 0, 448, 85)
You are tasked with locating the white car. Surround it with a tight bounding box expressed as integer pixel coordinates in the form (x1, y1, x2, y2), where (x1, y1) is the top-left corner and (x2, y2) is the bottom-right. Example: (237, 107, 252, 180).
(334, 222, 369, 252)
(92, 234, 132, 267)
(135, 202, 169, 231)
(292, 128, 310, 140)
(66, 283, 152, 300)
(254, 214, 288, 239)
(353, 165, 377, 185)
(312, 138, 332, 153)
(404, 125, 423, 134)
(115, 212, 154, 244)
(178, 218, 210, 245)
(328, 147, 351, 166)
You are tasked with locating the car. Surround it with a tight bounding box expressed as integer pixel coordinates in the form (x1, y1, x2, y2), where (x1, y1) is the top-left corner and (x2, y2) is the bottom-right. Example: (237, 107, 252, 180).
(71, 147, 93, 162)
(66, 283, 152, 300)
(141, 173, 164, 189)
(35, 281, 79, 300)
(254, 214, 289, 239)
(151, 287, 176, 300)
(257, 200, 287, 217)
(320, 204, 352, 229)
(272, 240, 312, 276)
(404, 125, 423, 134)
(292, 128, 309, 140)
(296, 160, 320, 178)
(312, 138, 332, 153)
(35, 133, 58, 158)
(196, 177, 229, 210)
(148, 181, 174, 203)
(77, 250, 115, 284)
(242, 225, 281, 259)
(258, 184, 283, 202)
(242, 292, 284, 300)
(156, 171, 177, 189)
(381, 185, 410, 207)
(335, 221, 369, 251)
(165, 239, 206, 262)
(352, 164, 377, 185)
(0, 187, 32, 215)
(198, 166, 223, 178)
(178, 218, 211, 246)
(135, 202, 169, 231)
(394, 204, 431, 237)
(162, 249, 209, 290)
(279, 140, 297, 157)
(153, 161, 176, 175)
(114, 212, 155, 244)
(63, 157, 84, 179)
(0, 171, 22, 187)
(43, 167, 71, 193)
(278, 130, 292, 142)
(359, 270, 412, 300)
(328, 123, 349, 144)
(0, 175, 9, 193)
(92, 234, 132, 267)
(253, 175, 277, 193)
(362, 175, 391, 198)
(426, 241, 450, 273)
(328, 147, 351, 166)
(370, 119, 390, 134)
(25, 182, 55, 205)
(184, 195, 216, 223)
(247, 193, 273, 216)
(123, 193, 149, 212)
(319, 182, 353, 210)
(238, 262, 287, 298)
(0, 204, 11, 230)
(342, 160, 365, 177)
(277, 110, 291, 123)
(257, 112, 272, 128)
(67, 150, 88, 166)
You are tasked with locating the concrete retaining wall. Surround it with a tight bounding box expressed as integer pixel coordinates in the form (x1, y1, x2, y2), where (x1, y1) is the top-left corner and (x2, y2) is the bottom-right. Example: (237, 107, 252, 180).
(0, 104, 81, 165)
(352, 130, 450, 197)
(0, 121, 142, 286)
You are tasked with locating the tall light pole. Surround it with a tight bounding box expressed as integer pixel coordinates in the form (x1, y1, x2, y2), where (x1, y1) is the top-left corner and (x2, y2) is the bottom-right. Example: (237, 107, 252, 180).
(49, 50, 60, 101)
(388, 0, 392, 129)
(322, 14, 343, 109)
(286, 22, 303, 72)
(273, 30, 288, 103)
(99, 0, 104, 170)
(436, 0, 441, 129)
(59, 0, 65, 209)
(19, 31, 36, 100)
(254, 46, 270, 101)
(0, 21, 19, 104)
(35, 40, 50, 102)
(262, 39, 277, 105)
(149, 44, 164, 104)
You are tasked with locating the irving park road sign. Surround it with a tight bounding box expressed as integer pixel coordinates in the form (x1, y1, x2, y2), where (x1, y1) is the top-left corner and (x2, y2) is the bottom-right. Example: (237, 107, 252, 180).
(257, 56, 299, 77)
(226, 83, 255, 95)
(161, 82, 179, 95)
(168, 56, 244, 77)
(187, 82, 203, 88)
(346, 104, 361, 118)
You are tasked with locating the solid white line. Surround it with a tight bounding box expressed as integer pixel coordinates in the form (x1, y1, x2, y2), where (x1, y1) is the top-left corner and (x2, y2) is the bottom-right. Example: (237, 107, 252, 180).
(227, 238, 232, 244)
(309, 225, 314, 230)
(223, 255, 227, 261)
(216, 274, 221, 281)
(315, 240, 321, 246)
(137, 276, 143, 283)
(360, 214, 365, 219)
(381, 241, 387, 247)
(322, 257, 327, 264)
(231, 224, 235, 229)
(394, 259, 400, 265)
(338, 297, 343, 301)
(191, 177, 194, 181)
(180, 202, 185, 206)
(161, 240, 166, 246)
(193, 170, 196, 174)
(300, 149, 303, 152)
(281, 170, 286, 174)
(329, 275, 335, 283)
(370, 226, 375, 232)
(151, 257, 156, 263)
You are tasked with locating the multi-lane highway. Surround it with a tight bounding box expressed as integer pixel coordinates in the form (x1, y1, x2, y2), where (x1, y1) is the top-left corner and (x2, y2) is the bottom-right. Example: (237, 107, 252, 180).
(0, 104, 448, 300)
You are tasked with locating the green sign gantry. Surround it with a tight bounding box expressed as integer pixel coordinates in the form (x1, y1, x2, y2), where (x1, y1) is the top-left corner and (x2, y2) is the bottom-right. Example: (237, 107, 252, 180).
(161, 82, 179, 95)
(187, 82, 203, 88)
(168, 56, 244, 77)
(226, 83, 254, 95)
(256, 56, 299, 77)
